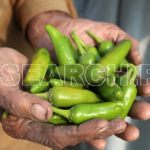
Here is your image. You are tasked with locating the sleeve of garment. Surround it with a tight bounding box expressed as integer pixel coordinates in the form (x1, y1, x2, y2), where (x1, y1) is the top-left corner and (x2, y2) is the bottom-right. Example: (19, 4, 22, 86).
(0, 0, 12, 46)
(11, 0, 77, 33)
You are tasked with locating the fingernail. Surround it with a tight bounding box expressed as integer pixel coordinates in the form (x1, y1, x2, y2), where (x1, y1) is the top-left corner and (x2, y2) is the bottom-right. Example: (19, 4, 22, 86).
(31, 104, 47, 121)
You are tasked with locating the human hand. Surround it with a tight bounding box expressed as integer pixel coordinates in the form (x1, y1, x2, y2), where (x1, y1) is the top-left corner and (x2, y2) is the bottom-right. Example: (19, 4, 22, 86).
(1, 112, 126, 150)
(26, 11, 150, 149)
(0, 48, 126, 150)
(27, 11, 142, 65)
(0, 47, 52, 121)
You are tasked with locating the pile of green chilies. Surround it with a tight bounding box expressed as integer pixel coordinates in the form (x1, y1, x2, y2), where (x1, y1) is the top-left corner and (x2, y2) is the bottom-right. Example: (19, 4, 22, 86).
(23, 25, 138, 125)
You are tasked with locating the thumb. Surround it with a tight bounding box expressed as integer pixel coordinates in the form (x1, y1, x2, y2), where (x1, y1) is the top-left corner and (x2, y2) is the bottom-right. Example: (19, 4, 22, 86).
(0, 89, 52, 121)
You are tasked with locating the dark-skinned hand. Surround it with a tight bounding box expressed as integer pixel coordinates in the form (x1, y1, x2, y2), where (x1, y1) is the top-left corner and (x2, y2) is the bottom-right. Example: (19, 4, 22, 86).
(0, 48, 126, 150)
(1, 11, 150, 150)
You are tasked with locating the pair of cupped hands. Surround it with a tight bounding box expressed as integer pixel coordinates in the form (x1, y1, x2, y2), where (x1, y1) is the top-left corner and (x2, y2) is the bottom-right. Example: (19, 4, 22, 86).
(0, 11, 150, 150)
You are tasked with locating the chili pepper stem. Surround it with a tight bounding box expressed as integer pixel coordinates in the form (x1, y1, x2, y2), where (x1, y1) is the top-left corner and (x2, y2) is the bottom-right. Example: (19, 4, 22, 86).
(72, 31, 86, 55)
(127, 67, 133, 79)
(125, 67, 134, 85)
(73, 30, 87, 49)
(87, 30, 102, 43)
(130, 65, 138, 84)
(52, 106, 70, 120)
(34, 92, 49, 100)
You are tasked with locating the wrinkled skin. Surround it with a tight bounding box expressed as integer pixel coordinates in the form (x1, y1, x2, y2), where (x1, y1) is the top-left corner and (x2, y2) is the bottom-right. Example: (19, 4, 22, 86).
(27, 11, 142, 65)
(0, 48, 52, 121)
(1, 11, 150, 150)
(0, 48, 126, 150)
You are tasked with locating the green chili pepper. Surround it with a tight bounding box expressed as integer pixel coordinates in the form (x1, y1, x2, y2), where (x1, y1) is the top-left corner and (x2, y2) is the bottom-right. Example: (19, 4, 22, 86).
(30, 81, 50, 93)
(72, 30, 101, 62)
(98, 40, 132, 74)
(72, 31, 96, 65)
(34, 91, 49, 100)
(35, 48, 40, 53)
(52, 102, 124, 124)
(73, 31, 101, 61)
(45, 61, 56, 80)
(117, 66, 138, 119)
(120, 59, 132, 69)
(47, 113, 68, 125)
(24, 48, 51, 88)
(106, 74, 116, 87)
(2, 111, 8, 120)
(97, 80, 123, 101)
(79, 53, 96, 65)
(87, 30, 115, 56)
(45, 25, 76, 65)
(52, 87, 101, 107)
(64, 36, 79, 61)
(52, 64, 85, 83)
(49, 78, 84, 89)
(35, 87, 101, 107)
(52, 40, 131, 84)
(87, 31, 131, 69)
(52, 64, 106, 85)
(49, 87, 101, 107)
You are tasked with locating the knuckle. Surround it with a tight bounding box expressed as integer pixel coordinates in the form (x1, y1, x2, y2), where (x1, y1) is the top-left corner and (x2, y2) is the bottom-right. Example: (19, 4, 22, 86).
(106, 23, 120, 31)
(2, 116, 26, 139)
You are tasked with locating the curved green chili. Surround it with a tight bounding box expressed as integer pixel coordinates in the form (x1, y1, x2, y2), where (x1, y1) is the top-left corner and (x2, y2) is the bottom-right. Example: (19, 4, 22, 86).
(34, 87, 101, 107)
(47, 113, 69, 125)
(97, 80, 123, 101)
(49, 87, 101, 107)
(52, 102, 124, 124)
(24, 48, 51, 88)
(30, 81, 50, 93)
(98, 40, 132, 74)
(117, 66, 138, 119)
(64, 36, 79, 61)
(87, 31, 131, 69)
(45, 25, 76, 65)
(49, 78, 84, 89)
(87, 30, 115, 56)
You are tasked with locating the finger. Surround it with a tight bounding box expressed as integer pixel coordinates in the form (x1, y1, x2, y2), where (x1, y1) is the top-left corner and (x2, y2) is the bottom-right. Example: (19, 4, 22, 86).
(129, 100, 150, 120)
(87, 139, 106, 150)
(108, 26, 142, 65)
(0, 48, 28, 67)
(73, 22, 142, 65)
(2, 115, 108, 150)
(136, 77, 150, 97)
(2, 114, 60, 149)
(2, 116, 125, 150)
(93, 118, 126, 140)
(116, 123, 140, 141)
(0, 90, 52, 121)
